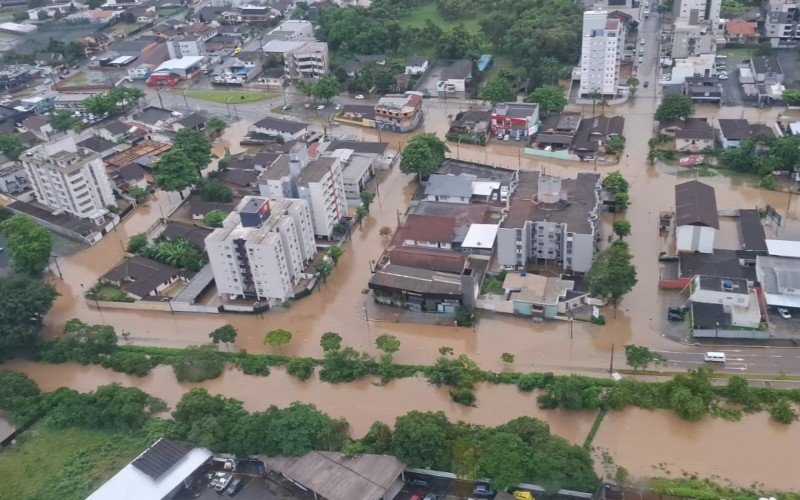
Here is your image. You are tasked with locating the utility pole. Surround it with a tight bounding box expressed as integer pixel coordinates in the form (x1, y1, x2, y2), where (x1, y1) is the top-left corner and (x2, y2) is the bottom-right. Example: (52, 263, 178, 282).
(609, 343, 615, 374)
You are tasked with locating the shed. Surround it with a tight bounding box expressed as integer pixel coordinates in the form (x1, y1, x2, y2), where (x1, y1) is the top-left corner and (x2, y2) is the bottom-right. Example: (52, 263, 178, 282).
(261, 452, 406, 500)
(675, 180, 718, 254)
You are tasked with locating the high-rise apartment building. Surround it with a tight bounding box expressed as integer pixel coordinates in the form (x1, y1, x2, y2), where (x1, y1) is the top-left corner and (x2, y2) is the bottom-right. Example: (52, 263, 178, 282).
(579, 10, 624, 97)
(765, 0, 800, 46)
(21, 136, 116, 222)
(296, 156, 347, 239)
(205, 197, 316, 302)
(673, 0, 721, 26)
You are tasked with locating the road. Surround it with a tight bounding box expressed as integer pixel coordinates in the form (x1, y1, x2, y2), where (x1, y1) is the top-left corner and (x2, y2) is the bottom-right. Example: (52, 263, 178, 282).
(655, 347, 800, 374)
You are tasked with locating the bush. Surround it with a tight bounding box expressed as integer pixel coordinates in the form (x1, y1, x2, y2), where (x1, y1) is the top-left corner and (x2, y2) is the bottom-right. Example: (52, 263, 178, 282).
(590, 315, 606, 325)
(127, 233, 147, 253)
(319, 347, 373, 383)
(286, 357, 316, 381)
(516, 372, 553, 392)
(449, 387, 476, 406)
(202, 209, 227, 228)
(100, 351, 153, 376)
(425, 354, 481, 389)
(234, 356, 271, 376)
(769, 399, 798, 424)
(201, 180, 233, 202)
(455, 306, 475, 326)
(171, 345, 225, 382)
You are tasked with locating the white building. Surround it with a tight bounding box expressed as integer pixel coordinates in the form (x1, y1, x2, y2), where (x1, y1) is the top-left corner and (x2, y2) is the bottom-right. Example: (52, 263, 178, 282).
(675, 180, 718, 254)
(166, 36, 206, 59)
(579, 10, 624, 97)
(205, 197, 316, 302)
(21, 136, 116, 223)
(765, 0, 800, 46)
(331, 148, 375, 199)
(673, 0, 721, 26)
(268, 19, 315, 40)
(296, 156, 347, 239)
(670, 54, 717, 84)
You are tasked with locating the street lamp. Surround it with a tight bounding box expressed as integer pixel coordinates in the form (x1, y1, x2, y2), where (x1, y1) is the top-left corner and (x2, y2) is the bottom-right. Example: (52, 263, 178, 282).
(361, 299, 372, 348)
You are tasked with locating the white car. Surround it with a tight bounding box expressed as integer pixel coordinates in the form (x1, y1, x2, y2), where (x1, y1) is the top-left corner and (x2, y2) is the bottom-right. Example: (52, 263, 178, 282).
(719, 74, 728, 80)
(335, 103, 342, 110)
(778, 308, 792, 319)
(316, 104, 325, 110)
(355, 94, 365, 100)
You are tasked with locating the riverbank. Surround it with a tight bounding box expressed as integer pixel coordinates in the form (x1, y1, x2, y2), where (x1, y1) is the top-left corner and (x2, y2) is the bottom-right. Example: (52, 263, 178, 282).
(4, 358, 800, 491)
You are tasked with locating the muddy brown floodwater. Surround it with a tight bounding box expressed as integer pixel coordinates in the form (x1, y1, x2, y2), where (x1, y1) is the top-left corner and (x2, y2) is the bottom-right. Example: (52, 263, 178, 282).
(24, 95, 800, 489)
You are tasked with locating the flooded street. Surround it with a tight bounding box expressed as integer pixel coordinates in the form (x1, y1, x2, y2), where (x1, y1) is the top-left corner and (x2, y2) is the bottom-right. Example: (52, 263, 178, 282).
(23, 91, 800, 488)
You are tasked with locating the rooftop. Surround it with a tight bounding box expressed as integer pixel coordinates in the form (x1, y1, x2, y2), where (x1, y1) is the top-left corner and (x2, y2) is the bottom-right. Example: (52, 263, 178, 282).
(697, 275, 749, 294)
(692, 301, 731, 329)
(501, 171, 600, 234)
(374, 93, 421, 114)
(441, 59, 472, 80)
(461, 223, 498, 250)
(752, 55, 782, 75)
(398, 214, 456, 244)
(425, 173, 474, 199)
(76, 136, 118, 154)
(134, 106, 174, 127)
(260, 452, 405, 500)
(190, 201, 235, 216)
(205, 198, 308, 247)
(386, 246, 466, 273)
(177, 112, 206, 129)
(679, 249, 756, 282)
(675, 180, 719, 229)
(503, 272, 573, 306)
(161, 222, 213, 250)
(405, 56, 428, 66)
(436, 159, 515, 182)
(102, 255, 195, 298)
(326, 140, 388, 155)
(369, 264, 462, 296)
(492, 102, 539, 120)
(718, 119, 774, 141)
(297, 157, 336, 184)
(412, 201, 492, 226)
(571, 115, 625, 152)
(739, 209, 767, 253)
(251, 116, 308, 134)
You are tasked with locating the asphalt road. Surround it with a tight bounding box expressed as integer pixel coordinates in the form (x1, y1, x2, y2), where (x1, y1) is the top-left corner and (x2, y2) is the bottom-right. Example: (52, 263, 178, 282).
(655, 346, 800, 374)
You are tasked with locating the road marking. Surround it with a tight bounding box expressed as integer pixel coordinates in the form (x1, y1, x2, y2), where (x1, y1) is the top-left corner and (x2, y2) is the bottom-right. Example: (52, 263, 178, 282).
(770, 355, 783, 358)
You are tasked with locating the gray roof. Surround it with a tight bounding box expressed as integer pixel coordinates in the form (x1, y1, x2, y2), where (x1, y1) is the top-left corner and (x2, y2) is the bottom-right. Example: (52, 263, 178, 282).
(260, 452, 405, 500)
(758, 255, 800, 294)
(177, 113, 206, 129)
(501, 171, 600, 234)
(752, 55, 782, 75)
(679, 249, 756, 282)
(369, 264, 462, 296)
(252, 116, 308, 134)
(441, 59, 472, 80)
(718, 119, 773, 141)
(116, 163, 146, 181)
(692, 301, 731, 329)
(493, 102, 538, 120)
(297, 157, 335, 184)
(739, 209, 767, 253)
(675, 180, 719, 229)
(102, 255, 194, 298)
(135, 107, 173, 126)
(132, 438, 188, 480)
(405, 56, 428, 66)
(424, 173, 473, 198)
(104, 120, 133, 136)
(697, 275, 748, 294)
(161, 221, 212, 249)
(76, 136, 117, 153)
(218, 169, 258, 187)
(327, 140, 388, 155)
(190, 201, 234, 216)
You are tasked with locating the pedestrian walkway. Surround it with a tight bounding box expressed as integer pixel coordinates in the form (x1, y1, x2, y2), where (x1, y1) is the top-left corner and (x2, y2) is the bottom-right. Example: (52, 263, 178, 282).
(360, 298, 456, 326)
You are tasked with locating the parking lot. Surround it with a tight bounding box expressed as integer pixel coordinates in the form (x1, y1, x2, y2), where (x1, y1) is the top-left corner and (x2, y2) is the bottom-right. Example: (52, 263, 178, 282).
(767, 306, 800, 339)
(718, 55, 746, 107)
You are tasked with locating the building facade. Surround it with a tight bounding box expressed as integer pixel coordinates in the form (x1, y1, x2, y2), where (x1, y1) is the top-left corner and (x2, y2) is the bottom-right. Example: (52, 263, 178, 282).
(765, 0, 800, 46)
(21, 136, 115, 222)
(166, 36, 206, 59)
(579, 10, 624, 97)
(205, 197, 316, 302)
(296, 157, 347, 239)
(374, 92, 423, 133)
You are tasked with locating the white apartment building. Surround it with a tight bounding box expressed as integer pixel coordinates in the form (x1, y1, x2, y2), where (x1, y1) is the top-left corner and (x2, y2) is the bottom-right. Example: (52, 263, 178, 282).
(21, 136, 116, 223)
(765, 0, 800, 46)
(296, 156, 347, 239)
(205, 197, 316, 302)
(579, 10, 624, 97)
(673, 0, 721, 26)
(167, 36, 207, 59)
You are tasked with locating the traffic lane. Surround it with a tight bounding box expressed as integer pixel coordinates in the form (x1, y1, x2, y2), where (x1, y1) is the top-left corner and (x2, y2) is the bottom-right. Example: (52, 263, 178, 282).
(656, 348, 800, 374)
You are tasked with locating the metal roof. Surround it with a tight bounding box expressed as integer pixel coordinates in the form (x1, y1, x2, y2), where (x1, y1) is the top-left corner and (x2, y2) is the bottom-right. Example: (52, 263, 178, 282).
(675, 180, 719, 229)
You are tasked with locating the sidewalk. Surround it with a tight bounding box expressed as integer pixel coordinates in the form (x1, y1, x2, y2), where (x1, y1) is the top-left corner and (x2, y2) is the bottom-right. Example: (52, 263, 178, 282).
(359, 298, 457, 326)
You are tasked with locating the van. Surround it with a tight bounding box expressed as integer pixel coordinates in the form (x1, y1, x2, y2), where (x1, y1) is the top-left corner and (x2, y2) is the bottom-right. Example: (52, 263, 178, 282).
(703, 352, 726, 363)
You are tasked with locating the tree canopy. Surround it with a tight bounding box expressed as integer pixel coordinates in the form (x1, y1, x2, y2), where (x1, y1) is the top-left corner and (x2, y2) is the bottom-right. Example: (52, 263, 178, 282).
(201, 180, 233, 202)
(151, 148, 201, 195)
(83, 87, 144, 117)
(48, 110, 82, 133)
(624, 345, 666, 371)
(602, 171, 629, 193)
(209, 324, 237, 350)
(612, 220, 631, 240)
(173, 128, 212, 175)
(1, 214, 52, 275)
(481, 76, 516, 105)
(586, 245, 637, 305)
(399, 133, 448, 179)
(0, 135, 25, 160)
(0, 276, 57, 355)
(313, 77, 341, 102)
(655, 94, 694, 122)
(264, 329, 292, 350)
(526, 86, 567, 114)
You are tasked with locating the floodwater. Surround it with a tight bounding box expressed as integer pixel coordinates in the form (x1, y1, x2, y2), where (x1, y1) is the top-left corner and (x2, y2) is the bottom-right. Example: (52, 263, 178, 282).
(594, 408, 800, 490)
(1, 360, 596, 442)
(29, 90, 800, 488)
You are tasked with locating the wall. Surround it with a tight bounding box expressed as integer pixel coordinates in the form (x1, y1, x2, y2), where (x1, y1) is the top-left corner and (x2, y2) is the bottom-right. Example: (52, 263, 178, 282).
(692, 327, 768, 339)
(523, 148, 581, 161)
(568, 232, 595, 274)
(496, 227, 521, 268)
(676, 224, 715, 253)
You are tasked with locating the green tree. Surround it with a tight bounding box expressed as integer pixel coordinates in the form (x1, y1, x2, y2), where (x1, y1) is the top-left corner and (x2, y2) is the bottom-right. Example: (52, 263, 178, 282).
(202, 209, 227, 228)
(612, 219, 631, 240)
(152, 149, 201, 197)
(436, 25, 474, 59)
(391, 411, 452, 470)
(0, 277, 57, 355)
(209, 324, 237, 351)
(142, 238, 205, 271)
(624, 344, 666, 371)
(359, 190, 375, 212)
(320, 331, 342, 352)
(171, 344, 225, 382)
(455, 306, 475, 326)
(783, 89, 800, 106)
(298, 81, 315, 100)
(606, 135, 626, 153)
(375, 334, 400, 355)
(261, 402, 347, 455)
(586, 245, 637, 306)
(670, 386, 707, 421)
(126, 233, 147, 254)
(206, 117, 227, 138)
(655, 94, 694, 122)
(1, 214, 52, 275)
(0, 135, 25, 161)
(400, 133, 449, 180)
(769, 399, 798, 424)
(264, 329, 292, 351)
(614, 192, 630, 211)
(313, 77, 341, 102)
(626, 76, 640, 96)
(48, 110, 82, 132)
(501, 352, 515, 365)
(201, 180, 233, 202)
(127, 186, 147, 202)
(316, 259, 333, 282)
(354, 206, 369, 223)
(481, 76, 516, 105)
(84, 87, 145, 117)
(526, 86, 567, 114)
(173, 128, 212, 175)
(478, 432, 527, 491)
(602, 171, 629, 193)
(327, 245, 344, 265)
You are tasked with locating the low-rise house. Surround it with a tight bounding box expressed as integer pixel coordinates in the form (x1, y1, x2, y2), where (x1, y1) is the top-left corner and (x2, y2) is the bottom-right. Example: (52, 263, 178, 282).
(447, 110, 491, 145)
(757, 254, 800, 310)
(404, 56, 428, 75)
(256, 67, 285, 89)
(217, 169, 259, 197)
(249, 116, 309, 141)
(502, 272, 583, 319)
(684, 76, 722, 104)
(437, 59, 472, 92)
(160, 221, 212, 250)
(100, 255, 195, 300)
(368, 263, 473, 312)
(675, 180, 718, 254)
(533, 112, 582, 152)
(725, 20, 757, 42)
(112, 163, 148, 191)
(717, 118, 774, 149)
(0, 156, 30, 195)
(491, 102, 540, 138)
(336, 104, 376, 128)
(76, 136, 121, 158)
(374, 92, 423, 133)
(751, 56, 783, 85)
(397, 214, 456, 250)
(570, 115, 625, 159)
(689, 275, 764, 337)
(329, 148, 376, 199)
(98, 120, 142, 143)
(190, 201, 235, 220)
(660, 118, 715, 152)
(343, 54, 386, 77)
(460, 223, 498, 256)
(174, 113, 206, 131)
(424, 173, 473, 204)
(19, 115, 55, 141)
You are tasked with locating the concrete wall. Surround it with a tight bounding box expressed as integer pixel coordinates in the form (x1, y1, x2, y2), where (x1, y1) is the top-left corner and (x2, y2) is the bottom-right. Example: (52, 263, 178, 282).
(569, 232, 595, 274)
(676, 224, 715, 253)
(693, 328, 769, 339)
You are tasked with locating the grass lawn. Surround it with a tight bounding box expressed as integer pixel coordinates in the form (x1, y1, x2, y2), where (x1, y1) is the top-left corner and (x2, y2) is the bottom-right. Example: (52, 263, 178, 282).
(180, 89, 280, 104)
(717, 47, 755, 57)
(107, 23, 145, 36)
(398, 3, 484, 35)
(0, 426, 148, 499)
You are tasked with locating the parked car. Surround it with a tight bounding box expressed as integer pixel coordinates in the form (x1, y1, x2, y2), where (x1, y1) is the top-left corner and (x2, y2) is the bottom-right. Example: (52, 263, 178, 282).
(335, 103, 342, 110)
(643, 81, 649, 88)
(316, 104, 325, 110)
(282, 104, 292, 111)
(668, 307, 685, 316)
(719, 74, 728, 80)
(408, 479, 429, 489)
(473, 483, 496, 498)
(668, 312, 685, 322)
(355, 94, 365, 99)
(778, 308, 792, 319)
(225, 477, 243, 496)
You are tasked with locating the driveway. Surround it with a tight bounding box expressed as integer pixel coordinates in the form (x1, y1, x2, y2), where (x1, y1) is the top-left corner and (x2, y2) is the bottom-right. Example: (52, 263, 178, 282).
(718, 55, 746, 107)
(767, 307, 800, 340)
